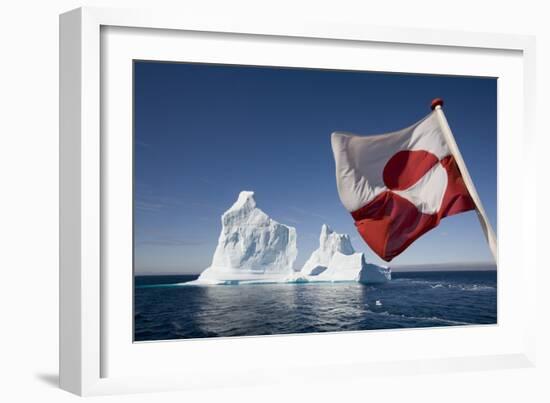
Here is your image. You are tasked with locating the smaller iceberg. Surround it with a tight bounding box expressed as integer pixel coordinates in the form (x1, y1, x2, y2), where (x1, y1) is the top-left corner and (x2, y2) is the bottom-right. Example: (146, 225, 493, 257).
(300, 226, 390, 284)
(301, 224, 354, 276)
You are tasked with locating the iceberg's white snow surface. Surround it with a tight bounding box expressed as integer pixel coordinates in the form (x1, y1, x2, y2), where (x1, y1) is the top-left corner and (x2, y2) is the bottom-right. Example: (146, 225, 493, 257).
(313, 251, 362, 282)
(361, 262, 392, 284)
(299, 225, 390, 284)
(301, 224, 354, 276)
(186, 191, 390, 286)
(314, 252, 391, 284)
(188, 191, 297, 285)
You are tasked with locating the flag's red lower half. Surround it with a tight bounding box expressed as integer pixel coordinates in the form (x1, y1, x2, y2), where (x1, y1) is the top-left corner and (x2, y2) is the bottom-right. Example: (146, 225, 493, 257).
(350, 156, 475, 261)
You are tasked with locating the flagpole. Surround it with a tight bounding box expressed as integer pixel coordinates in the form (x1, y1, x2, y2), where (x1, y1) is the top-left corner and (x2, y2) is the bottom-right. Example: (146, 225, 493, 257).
(431, 98, 498, 263)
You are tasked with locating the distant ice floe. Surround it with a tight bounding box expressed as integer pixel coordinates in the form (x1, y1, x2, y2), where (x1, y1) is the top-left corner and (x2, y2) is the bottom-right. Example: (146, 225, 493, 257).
(185, 191, 391, 286)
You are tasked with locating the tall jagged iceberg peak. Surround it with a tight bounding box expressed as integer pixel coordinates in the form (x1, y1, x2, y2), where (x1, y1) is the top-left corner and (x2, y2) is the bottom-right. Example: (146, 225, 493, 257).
(301, 224, 355, 276)
(190, 191, 298, 285)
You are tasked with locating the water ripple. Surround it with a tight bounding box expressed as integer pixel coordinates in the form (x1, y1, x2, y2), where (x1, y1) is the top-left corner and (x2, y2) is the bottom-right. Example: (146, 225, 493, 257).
(135, 271, 497, 341)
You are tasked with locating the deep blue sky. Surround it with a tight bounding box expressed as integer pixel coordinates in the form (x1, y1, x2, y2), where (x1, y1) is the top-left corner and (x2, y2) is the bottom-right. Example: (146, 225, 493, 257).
(134, 61, 497, 275)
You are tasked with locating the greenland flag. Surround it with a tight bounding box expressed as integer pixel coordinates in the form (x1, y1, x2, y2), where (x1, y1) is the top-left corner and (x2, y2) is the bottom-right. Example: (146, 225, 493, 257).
(331, 109, 476, 262)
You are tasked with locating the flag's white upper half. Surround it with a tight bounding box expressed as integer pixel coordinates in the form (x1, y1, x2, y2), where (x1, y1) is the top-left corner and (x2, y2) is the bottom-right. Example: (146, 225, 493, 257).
(331, 112, 450, 213)
(393, 162, 448, 214)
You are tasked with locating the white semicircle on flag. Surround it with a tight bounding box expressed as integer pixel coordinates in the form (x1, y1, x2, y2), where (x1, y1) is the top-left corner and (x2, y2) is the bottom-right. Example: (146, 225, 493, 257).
(393, 162, 448, 215)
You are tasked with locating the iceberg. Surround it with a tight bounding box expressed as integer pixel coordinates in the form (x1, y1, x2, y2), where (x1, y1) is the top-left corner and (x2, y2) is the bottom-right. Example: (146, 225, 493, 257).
(186, 191, 390, 286)
(300, 225, 390, 284)
(301, 224, 354, 276)
(188, 191, 297, 285)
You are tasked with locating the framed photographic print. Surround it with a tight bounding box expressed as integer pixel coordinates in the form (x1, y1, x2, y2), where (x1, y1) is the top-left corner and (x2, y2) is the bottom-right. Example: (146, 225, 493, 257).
(60, 7, 537, 396)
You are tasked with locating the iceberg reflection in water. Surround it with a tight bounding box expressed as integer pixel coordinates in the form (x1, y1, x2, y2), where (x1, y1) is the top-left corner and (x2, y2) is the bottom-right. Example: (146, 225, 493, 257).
(134, 270, 496, 341)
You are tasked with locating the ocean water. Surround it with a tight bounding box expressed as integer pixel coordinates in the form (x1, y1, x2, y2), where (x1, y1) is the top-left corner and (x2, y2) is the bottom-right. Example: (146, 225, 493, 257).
(134, 270, 496, 341)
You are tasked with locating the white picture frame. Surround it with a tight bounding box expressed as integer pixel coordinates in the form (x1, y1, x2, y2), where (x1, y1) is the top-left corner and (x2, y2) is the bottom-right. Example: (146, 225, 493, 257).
(59, 6, 537, 396)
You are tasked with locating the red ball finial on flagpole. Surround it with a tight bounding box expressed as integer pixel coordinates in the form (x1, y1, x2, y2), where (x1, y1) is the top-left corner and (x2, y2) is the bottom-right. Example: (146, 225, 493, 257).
(431, 98, 444, 110)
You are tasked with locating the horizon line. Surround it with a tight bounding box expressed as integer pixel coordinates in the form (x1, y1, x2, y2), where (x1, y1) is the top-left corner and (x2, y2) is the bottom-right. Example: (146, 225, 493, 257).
(135, 261, 497, 276)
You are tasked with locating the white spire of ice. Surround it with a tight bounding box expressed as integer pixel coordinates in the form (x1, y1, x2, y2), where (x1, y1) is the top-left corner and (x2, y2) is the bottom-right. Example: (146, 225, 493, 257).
(224, 190, 256, 215)
(301, 224, 355, 276)
(192, 191, 298, 284)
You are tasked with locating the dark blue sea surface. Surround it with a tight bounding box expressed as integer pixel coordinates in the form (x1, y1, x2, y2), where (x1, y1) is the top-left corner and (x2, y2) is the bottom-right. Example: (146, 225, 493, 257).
(134, 270, 496, 341)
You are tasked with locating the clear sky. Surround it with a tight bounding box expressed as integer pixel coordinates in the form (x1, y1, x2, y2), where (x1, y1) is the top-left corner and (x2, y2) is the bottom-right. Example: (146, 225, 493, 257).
(134, 61, 497, 275)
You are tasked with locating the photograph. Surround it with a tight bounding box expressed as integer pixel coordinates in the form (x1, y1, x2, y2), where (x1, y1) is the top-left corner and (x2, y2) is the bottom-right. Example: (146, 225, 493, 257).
(133, 61, 497, 342)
